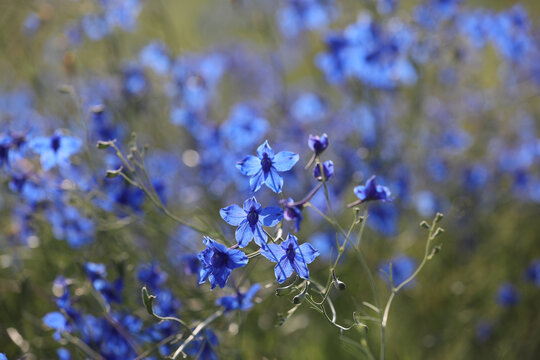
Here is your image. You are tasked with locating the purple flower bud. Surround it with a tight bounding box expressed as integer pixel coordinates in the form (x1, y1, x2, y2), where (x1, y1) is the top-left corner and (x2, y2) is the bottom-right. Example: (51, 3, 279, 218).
(313, 160, 334, 181)
(308, 133, 329, 155)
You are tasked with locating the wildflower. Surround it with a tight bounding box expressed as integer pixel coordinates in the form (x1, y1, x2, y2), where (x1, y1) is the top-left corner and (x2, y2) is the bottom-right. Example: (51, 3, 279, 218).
(47, 206, 95, 248)
(140, 41, 171, 75)
(525, 259, 540, 287)
(260, 233, 319, 283)
(379, 255, 415, 288)
(496, 283, 520, 307)
(43, 312, 70, 341)
(283, 198, 304, 232)
(313, 160, 334, 181)
(349, 175, 392, 206)
(83, 262, 123, 304)
(308, 133, 329, 155)
(216, 284, 261, 312)
(220, 197, 283, 247)
(198, 237, 248, 289)
(29, 131, 82, 171)
(237, 140, 299, 193)
(137, 262, 168, 291)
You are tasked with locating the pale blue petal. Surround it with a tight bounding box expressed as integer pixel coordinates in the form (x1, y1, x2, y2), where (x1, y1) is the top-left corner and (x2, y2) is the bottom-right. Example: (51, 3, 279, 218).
(220, 204, 246, 226)
(252, 223, 268, 247)
(256, 140, 274, 159)
(260, 243, 286, 263)
(292, 257, 310, 280)
(235, 221, 253, 247)
(264, 167, 283, 193)
(273, 151, 299, 172)
(236, 155, 261, 176)
(226, 249, 248, 268)
(41, 150, 58, 170)
(296, 243, 320, 264)
(249, 169, 265, 192)
(61, 136, 82, 155)
(260, 206, 283, 226)
(29, 137, 50, 153)
(275, 257, 294, 283)
(243, 196, 261, 212)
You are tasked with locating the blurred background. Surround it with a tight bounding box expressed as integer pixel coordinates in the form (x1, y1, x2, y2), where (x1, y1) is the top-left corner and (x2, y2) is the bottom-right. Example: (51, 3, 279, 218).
(1, 0, 540, 359)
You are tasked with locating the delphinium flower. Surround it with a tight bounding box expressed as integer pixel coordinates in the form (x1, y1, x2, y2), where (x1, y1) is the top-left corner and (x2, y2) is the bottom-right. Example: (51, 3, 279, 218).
(277, 0, 338, 38)
(198, 237, 248, 289)
(220, 197, 283, 247)
(308, 133, 329, 155)
(283, 198, 304, 232)
(84, 262, 123, 304)
(290, 93, 328, 123)
(137, 262, 168, 291)
(349, 175, 392, 207)
(236, 140, 299, 193)
(122, 65, 148, 97)
(139, 41, 172, 75)
(496, 283, 520, 307)
(475, 320, 493, 343)
(313, 160, 334, 181)
(29, 131, 81, 171)
(379, 255, 416, 288)
(216, 284, 261, 312)
(47, 205, 95, 248)
(221, 104, 269, 151)
(260, 233, 320, 284)
(185, 329, 219, 360)
(525, 259, 540, 287)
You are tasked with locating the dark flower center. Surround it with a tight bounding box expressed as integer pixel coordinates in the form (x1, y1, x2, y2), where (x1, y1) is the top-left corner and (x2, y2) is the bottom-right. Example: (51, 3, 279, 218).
(51, 135, 61, 152)
(260, 154, 273, 173)
(286, 243, 296, 262)
(211, 251, 228, 267)
(247, 207, 259, 226)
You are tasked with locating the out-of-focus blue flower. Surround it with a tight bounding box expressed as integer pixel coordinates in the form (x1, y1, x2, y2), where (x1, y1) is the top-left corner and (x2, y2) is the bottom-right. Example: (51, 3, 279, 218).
(221, 104, 269, 150)
(101, 0, 142, 32)
(316, 13, 417, 88)
(43, 311, 70, 341)
(260, 233, 319, 283)
(283, 198, 304, 232)
(379, 255, 415, 288)
(308, 133, 329, 155)
(22, 12, 41, 35)
(84, 262, 123, 304)
(0, 354, 6, 360)
(377, 0, 398, 15)
(313, 160, 334, 181)
(185, 329, 218, 360)
(198, 237, 248, 289)
(122, 65, 148, 97)
(310, 232, 338, 261)
(525, 259, 540, 287)
(57, 348, 71, 360)
(368, 204, 399, 236)
(475, 320, 493, 343)
(290, 93, 327, 123)
(496, 283, 520, 307)
(47, 206, 95, 248)
(237, 141, 299, 193)
(489, 5, 534, 61)
(140, 41, 171, 75)
(29, 131, 81, 171)
(152, 289, 182, 317)
(81, 14, 109, 41)
(216, 283, 261, 312)
(353, 176, 392, 203)
(278, 0, 337, 38)
(220, 197, 283, 248)
(137, 262, 168, 291)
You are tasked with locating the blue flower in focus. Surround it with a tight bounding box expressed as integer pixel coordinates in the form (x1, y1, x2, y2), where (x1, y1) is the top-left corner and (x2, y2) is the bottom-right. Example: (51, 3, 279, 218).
(496, 283, 519, 307)
(237, 140, 299, 193)
(313, 160, 334, 181)
(525, 259, 540, 287)
(29, 131, 82, 171)
(353, 176, 392, 203)
(216, 283, 261, 312)
(379, 255, 415, 288)
(260, 233, 319, 283)
(220, 197, 283, 248)
(198, 237, 248, 289)
(308, 133, 329, 155)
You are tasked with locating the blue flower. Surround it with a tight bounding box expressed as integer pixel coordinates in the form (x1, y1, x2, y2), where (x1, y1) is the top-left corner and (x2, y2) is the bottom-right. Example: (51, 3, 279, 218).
(216, 283, 261, 312)
(83, 262, 123, 304)
(198, 237, 248, 289)
(29, 131, 82, 171)
(220, 197, 283, 248)
(313, 160, 334, 181)
(353, 176, 392, 203)
(525, 259, 540, 287)
(496, 283, 520, 308)
(140, 41, 171, 75)
(47, 206, 95, 248)
(260, 233, 319, 283)
(222, 104, 269, 151)
(379, 255, 416, 288)
(308, 133, 329, 155)
(237, 140, 299, 193)
(43, 311, 70, 341)
(57, 348, 71, 360)
(0, 354, 6, 360)
(283, 198, 304, 232)
(137, 262, 168, 291)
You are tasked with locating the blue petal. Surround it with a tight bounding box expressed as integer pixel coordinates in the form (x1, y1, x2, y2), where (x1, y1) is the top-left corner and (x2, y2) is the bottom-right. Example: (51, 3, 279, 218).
(29, 137, 50, 154)
(264, 167, 283, 193)
(273, 151, 299, 172)
(220, 204, 246, 226)
(275, 257, 294, 283)
(60, 136, 82, 156)
(260, 243, 286, 263)
(226, 248, 249, 269)
(41, 150, 58, 170)
(249, 169, 265, 192)
(243, 196, 262, 212)
(296, 242, 320, 264)
(43, 312, 66, 330)
(252, 223, 267, 247)
(260, 206, 283, 226)
(235, 221, 253, 247)
(292, 257, 310, 280)
(256, 140, 274, 159)
(353, 185, 367, 201)
(236, 155, 261, 176)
